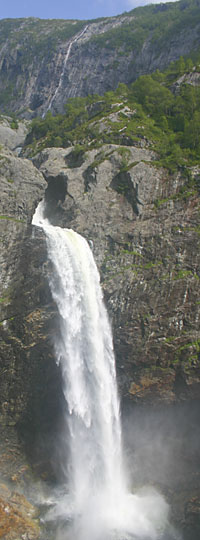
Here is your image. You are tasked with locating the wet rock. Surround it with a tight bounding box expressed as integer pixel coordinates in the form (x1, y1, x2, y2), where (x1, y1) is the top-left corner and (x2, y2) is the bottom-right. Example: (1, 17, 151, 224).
(0, 495, 40, 539)
(184, 496, 200, 540)
(0, 482, 40, 540)
(1, 144, 199, 417)
(0, 146, 62, 468)
(0, 142, 200, 538)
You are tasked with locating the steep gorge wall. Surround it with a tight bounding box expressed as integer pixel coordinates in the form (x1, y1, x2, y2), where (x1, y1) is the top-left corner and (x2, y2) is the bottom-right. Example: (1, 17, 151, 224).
(1, 143, 199, 431)
(0, 147, 58, 433)
(0, 141, 200, 538)
(33, 146, 200, 405)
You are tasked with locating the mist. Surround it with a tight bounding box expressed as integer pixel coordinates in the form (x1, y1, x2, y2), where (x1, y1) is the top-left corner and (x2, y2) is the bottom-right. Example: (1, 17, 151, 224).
(121, 399, 200, 538)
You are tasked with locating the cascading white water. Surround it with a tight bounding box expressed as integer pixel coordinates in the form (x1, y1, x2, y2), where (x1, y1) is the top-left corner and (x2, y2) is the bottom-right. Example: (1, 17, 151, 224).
(46, 26, 88, 114)
(32, 200, 170, 540)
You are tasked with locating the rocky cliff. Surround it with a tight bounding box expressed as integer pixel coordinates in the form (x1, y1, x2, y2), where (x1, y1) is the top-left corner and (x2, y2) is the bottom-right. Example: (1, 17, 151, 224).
(31, 145, 200, 405)
(1, 141, 199, 418)
(1, 0, 200, 117)
(0, 116, 200, 536)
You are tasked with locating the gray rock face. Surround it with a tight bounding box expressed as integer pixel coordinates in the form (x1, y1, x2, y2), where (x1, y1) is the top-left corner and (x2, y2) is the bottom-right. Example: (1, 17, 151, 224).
(172, 70, 200, 93)
(0, 143, 200, 538)
(1, 144, 199, 425)
(0, 146, 49, 427)
(0, 11, 200, 117)
(0, 117, 29, 151)
(32, 146, 200, 405)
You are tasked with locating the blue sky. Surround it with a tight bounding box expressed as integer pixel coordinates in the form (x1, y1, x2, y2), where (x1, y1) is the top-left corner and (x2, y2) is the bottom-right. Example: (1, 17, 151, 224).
(0, 0, 177, 20)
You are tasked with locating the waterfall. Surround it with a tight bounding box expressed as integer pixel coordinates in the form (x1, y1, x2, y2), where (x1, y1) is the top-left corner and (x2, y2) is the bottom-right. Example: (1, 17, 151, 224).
(32, 200, 170, 540)
(46, 26, 88, 114)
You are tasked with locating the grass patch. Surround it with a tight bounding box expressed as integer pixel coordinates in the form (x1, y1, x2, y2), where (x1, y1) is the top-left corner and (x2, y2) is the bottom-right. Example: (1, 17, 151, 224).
(0, 215, 25, 223)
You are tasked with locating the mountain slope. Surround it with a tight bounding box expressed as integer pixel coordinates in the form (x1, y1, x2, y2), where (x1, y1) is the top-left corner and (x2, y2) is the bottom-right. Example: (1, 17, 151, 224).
(0, 0, 200, 117)
(21, 56, 200, 179)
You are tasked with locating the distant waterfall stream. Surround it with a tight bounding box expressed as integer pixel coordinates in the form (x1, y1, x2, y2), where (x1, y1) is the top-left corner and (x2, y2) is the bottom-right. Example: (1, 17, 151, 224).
(32, 200, 170, 540)
(46, 25, 88, 114)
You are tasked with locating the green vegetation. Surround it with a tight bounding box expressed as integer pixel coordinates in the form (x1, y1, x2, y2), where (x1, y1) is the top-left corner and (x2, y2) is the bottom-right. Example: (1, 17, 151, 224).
(0, 293, 10, 305)
(23, 52, 200, 177)
(89, 0, 200, 55)
(174, 270, 194, 280)
(0, 18, 86, 51)
(174, 338, 200, 368)
(10, 115, 19, 130)
(117, 147, 131, 171)
(1, 0, 200, 112)
(154, 173, 200, 207)
(0, 215, 25, 223)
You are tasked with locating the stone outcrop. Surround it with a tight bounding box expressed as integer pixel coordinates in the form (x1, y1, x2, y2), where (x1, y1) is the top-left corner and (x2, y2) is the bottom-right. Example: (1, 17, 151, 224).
(0, 117, 29, 152)
(0, 485, 40, 540)
(171, 70, 200, 94)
